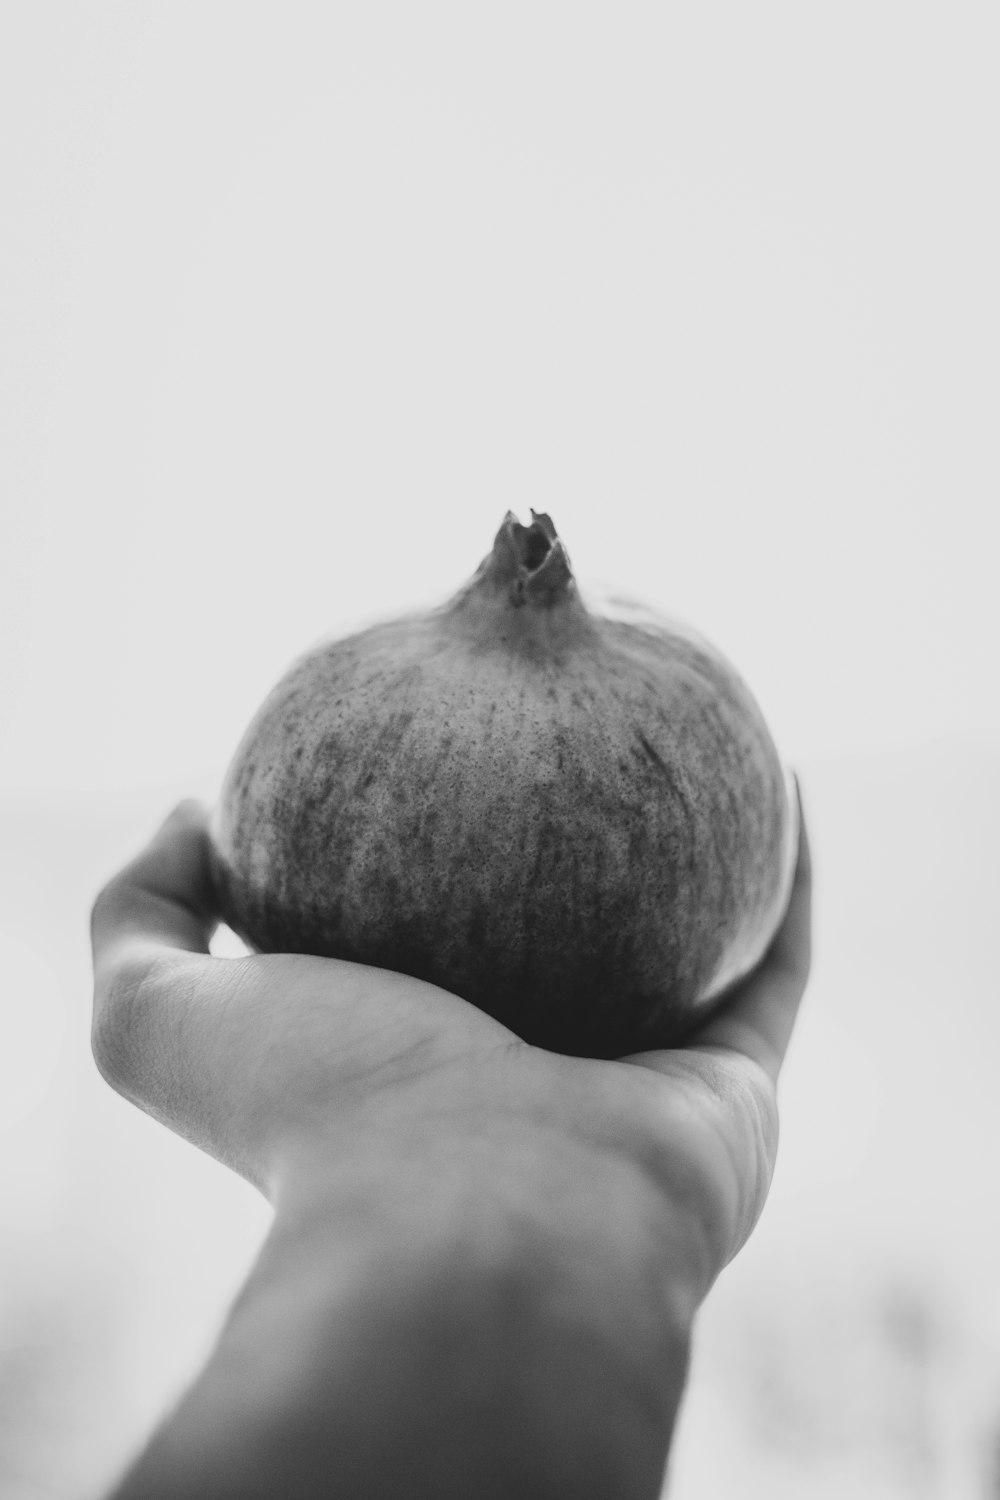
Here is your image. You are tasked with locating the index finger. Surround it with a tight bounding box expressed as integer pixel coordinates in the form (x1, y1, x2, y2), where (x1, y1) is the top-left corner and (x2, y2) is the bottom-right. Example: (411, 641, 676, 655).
(90, 801, 222, 1093)
(91, 799, 218, 976)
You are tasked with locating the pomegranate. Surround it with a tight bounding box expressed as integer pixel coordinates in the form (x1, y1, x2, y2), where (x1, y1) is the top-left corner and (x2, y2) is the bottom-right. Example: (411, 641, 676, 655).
(210, 512, 797, 1058)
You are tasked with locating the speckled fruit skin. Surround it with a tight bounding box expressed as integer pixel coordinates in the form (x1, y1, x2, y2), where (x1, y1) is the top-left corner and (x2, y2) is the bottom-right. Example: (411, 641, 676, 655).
(210, 512, 798, 1059)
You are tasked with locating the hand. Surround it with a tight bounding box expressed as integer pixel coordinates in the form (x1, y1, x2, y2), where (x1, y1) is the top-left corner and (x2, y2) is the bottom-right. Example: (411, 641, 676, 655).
(90, 785, 811, 1499)
(91, 784, 810, 1266)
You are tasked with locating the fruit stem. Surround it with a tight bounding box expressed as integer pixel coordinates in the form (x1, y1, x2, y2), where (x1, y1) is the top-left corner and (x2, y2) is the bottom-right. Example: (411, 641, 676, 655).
(479, 510, 576, 608)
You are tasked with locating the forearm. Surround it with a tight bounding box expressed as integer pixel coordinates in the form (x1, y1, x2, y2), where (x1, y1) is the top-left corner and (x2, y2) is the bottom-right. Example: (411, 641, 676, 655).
(108, 1128, 696, 1500)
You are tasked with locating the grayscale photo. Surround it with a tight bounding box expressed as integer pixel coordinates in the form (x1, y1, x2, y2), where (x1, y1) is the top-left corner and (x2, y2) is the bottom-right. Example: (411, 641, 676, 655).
(1, 5, 997, 1496)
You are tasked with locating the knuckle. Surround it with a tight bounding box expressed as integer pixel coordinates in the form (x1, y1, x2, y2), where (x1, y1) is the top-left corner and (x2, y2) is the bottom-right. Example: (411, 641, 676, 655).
(724, 1061, 780, 1249)
(91, 953, 171, 1094)
(659, 1055, 779, 1261)
(91, 1008, 127, 1090)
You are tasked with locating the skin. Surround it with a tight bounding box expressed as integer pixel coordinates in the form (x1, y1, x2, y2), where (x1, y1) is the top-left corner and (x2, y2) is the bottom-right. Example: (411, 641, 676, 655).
(90, 782, 811, 1499)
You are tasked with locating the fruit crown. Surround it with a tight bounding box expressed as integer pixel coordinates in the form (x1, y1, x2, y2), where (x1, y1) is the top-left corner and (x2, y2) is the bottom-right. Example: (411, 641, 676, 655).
(481, 510, 575, 606)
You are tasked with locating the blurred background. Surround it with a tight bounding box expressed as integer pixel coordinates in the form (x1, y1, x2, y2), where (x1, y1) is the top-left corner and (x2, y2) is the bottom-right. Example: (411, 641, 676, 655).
(1, 3, 998, 1495)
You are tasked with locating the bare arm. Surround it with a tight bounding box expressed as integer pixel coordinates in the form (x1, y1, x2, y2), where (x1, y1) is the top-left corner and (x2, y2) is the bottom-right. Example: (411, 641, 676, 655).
(108, 1128, 693, 1499)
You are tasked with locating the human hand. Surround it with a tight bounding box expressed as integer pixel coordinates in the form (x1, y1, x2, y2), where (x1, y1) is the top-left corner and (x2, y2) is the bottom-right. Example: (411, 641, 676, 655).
(92, 781, 810, 1290)
(91, 786, 811, 1499)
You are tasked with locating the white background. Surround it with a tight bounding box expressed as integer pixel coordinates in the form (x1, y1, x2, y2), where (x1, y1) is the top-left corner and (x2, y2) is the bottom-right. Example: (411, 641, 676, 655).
(2, 2, 998, 796)
(1, 5, 999, 1497)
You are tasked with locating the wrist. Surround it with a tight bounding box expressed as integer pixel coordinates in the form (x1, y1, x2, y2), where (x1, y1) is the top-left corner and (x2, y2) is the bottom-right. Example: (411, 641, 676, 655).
(260, 1117, 694, 1492)
(113, 1116, 696, 1500)
(268, 1107, 703, 1338)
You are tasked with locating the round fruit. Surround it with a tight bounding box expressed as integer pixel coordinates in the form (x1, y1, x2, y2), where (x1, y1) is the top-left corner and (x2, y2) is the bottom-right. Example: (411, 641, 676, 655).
(210, 511, 798, 1058)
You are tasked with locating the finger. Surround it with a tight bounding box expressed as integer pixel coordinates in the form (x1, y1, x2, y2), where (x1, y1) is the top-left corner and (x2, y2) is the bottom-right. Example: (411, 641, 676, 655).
(91, 800, 218, 971)
(90, 801, 223, 1100)
(690, 773, 812, 1082)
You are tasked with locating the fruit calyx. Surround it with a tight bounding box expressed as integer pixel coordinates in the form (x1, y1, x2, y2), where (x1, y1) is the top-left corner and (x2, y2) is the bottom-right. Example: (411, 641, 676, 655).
(473, 510, 575, 608)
